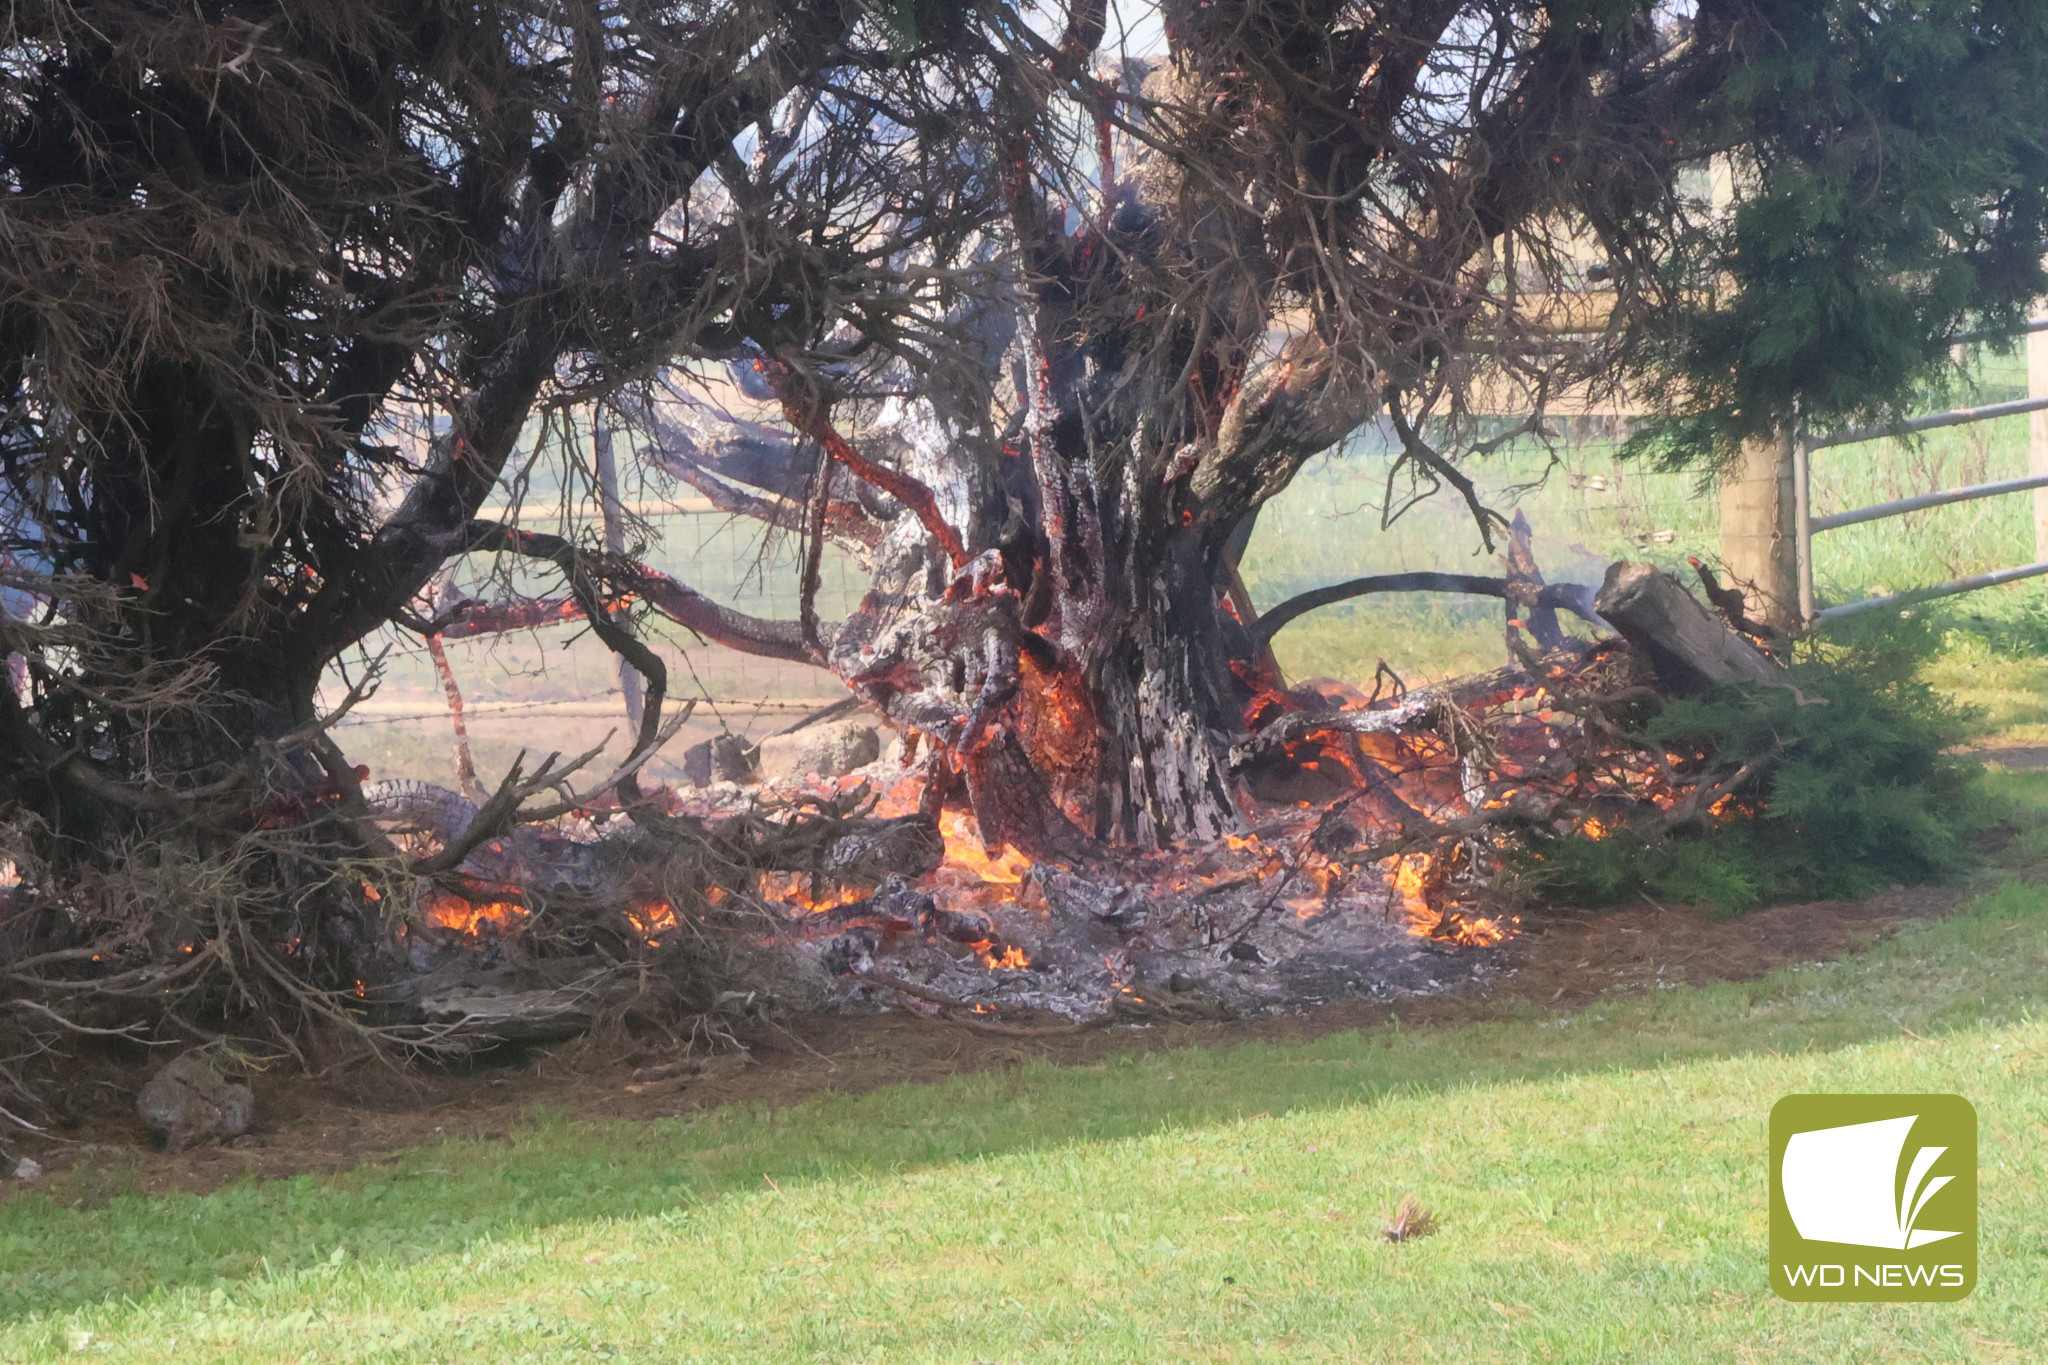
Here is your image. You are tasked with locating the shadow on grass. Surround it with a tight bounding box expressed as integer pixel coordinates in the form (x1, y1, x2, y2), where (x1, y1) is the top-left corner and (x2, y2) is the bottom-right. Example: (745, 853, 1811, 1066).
(3, 876, 2045, 1325)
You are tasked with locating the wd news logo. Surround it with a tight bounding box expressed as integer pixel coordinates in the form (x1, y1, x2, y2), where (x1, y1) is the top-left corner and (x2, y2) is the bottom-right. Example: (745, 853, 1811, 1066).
(1769, 1095, 1976, 1301)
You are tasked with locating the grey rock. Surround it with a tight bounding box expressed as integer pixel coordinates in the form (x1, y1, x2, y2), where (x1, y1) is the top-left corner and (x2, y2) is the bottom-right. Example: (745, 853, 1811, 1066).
(756, 718, 881, 783)
(682, 731, 759, 787)
(12, 1157, 41, 1180)
(136, 1052, 255, 1151)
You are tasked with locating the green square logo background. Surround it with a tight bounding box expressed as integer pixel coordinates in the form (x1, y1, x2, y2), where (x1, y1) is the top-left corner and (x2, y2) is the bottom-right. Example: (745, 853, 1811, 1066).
(1770, 1093, 1976, 1302)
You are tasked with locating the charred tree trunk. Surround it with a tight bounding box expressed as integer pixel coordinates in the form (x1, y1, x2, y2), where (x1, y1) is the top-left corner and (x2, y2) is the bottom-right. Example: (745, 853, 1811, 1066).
(1085, 534, 1251, 846)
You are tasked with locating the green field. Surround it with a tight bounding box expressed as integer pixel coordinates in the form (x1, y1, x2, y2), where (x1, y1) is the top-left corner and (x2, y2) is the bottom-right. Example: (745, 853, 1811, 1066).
(6, 772, 2048, 1362)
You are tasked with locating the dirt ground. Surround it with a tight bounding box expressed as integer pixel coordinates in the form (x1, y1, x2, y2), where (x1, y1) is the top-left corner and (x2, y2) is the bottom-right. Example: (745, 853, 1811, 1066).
(3, 876, 1962, 1205)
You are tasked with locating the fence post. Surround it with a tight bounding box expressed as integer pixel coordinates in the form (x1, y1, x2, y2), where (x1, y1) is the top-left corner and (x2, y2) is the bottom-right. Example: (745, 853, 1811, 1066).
(2030, 326, 2048, 562)
(593, 409, 645, 734)
(1793, 438, 1814, 626)
(1719, 426, 1799, 630)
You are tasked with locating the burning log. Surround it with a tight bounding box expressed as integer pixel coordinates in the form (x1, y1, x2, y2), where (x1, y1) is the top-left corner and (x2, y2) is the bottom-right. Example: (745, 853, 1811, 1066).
(1227, 646, 1592, 770)
(824, 815, 946, 883)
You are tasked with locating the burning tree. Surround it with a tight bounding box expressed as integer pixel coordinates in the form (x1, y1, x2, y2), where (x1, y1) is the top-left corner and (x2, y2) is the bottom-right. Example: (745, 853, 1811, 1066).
(3, 2, 2043, 1100)
(607, 0, 2048, 852)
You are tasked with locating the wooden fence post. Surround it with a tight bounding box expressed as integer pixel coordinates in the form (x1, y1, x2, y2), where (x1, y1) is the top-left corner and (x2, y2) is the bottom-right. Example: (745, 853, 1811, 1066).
(1718, 427, 1799, 631)
(593, 410, 645, 734)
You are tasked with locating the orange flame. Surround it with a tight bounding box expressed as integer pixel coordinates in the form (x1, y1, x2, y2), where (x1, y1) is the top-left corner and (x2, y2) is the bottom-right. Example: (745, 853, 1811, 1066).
(939, 811, 1032, 885)
(1385, 854, 1515, 947)
(1438, 913, 1517, 947)
(977, 942, 1030, 970)
(1391, 854, 1434, 934)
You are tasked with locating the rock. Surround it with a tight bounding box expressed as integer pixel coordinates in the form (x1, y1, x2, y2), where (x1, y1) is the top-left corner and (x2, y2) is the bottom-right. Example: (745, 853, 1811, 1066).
(136, 1052, 256, 1151)
(682, 731, 759, 787)
(756, 718, 881, 783)
(12, 1157, 41, 1180)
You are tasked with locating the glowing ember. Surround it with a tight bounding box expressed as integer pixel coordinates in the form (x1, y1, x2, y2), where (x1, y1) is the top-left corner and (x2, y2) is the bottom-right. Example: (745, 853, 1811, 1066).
(1578, 816, 1612, 840)
(420, 885, 529, 937)
(757, 871, 868, 912)
(938, 811, 1033, 885)
(1706, 792, 1757, 823)
(626, 899, 680, 947)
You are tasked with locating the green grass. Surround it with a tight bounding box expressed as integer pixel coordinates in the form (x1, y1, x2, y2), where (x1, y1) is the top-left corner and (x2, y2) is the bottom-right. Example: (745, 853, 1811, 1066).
(10, 825, 2048, 1359)
(1923, 635, 2048, 745)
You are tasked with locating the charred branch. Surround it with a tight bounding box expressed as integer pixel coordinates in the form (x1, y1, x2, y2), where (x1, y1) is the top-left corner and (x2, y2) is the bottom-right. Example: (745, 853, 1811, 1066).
(1502, 510, 1565, 650)
(1253, 575, 1605, 646)
(777, 388, 969, 569)
(456, 519, 673, 816)
(460, 520, 819, 665)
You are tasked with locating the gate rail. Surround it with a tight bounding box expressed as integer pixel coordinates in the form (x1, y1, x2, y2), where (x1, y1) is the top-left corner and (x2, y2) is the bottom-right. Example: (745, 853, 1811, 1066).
(1796, 318, 2048, 623)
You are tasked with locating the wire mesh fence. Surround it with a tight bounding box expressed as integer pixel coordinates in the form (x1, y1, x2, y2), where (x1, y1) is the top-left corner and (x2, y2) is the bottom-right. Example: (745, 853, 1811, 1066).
(330, 500, 864, 791)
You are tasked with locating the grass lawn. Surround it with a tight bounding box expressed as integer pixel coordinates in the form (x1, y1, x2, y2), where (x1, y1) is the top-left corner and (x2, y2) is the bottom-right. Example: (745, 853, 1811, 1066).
(1925, 636, 2048, 747)
(7, 811, 2048, 1360)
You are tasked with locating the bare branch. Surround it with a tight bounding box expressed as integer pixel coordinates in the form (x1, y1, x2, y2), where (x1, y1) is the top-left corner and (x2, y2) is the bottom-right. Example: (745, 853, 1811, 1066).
(1253, 575, 1606, 647)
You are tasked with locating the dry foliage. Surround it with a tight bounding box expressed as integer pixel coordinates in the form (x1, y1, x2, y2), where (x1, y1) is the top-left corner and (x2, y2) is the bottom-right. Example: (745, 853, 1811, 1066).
(1382, 1194, 1439, 1244)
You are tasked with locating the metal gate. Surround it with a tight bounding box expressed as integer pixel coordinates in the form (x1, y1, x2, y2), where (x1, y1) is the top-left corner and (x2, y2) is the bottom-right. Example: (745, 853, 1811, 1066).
(1797, 317, 2048, 623)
